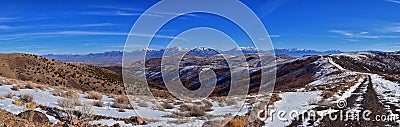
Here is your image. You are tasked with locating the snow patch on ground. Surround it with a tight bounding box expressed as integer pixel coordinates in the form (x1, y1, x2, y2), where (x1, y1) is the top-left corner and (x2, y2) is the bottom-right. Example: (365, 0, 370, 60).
(264, 91, 323, 127)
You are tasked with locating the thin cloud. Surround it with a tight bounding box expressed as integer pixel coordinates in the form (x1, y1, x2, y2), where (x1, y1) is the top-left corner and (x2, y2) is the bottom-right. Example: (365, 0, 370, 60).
(87, 5, 197, 17)
(0, 17, 19, 22)
(82, 9, 198, 18)
(386, 0, 400, 4)
(0, 31, 184, 41)
(82, 11, 146, 16)
(385, 26, 400, 32)
(78, 23, 118, 27)
(329, 30, 379, 39)
(0, 17, 52, 23)
(0, 23, 120, 30)
(0, 25, 12, 30)
(105, 44, 148, 48)
(330, 29, 400, 42)
(90, 5, 140, 11)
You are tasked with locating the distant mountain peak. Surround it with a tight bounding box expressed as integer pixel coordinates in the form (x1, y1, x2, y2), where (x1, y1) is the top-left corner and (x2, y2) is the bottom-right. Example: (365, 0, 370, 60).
(42, 47, 345, 65)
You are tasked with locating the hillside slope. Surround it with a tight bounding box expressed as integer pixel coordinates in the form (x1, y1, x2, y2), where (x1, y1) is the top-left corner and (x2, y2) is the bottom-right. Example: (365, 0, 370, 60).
(0, 53, 124, 94)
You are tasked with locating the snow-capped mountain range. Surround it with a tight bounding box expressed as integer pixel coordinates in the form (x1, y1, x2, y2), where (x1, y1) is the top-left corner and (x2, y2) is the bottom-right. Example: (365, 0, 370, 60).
(43, 47, 342, 64)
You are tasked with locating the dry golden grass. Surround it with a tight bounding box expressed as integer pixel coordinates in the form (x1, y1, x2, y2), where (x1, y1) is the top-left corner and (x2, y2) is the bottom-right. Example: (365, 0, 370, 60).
(86, 91, 103, 100)
(225, 116, 248, 127)
(26, 102, 37, 110)
(57, 98, 73, 108)
(12, 100, 23, 106)
(112, 95, 133, 109)
(62, 91, 80, 99)
(175, 105, 206, 117)
(320, 75, 361, 99)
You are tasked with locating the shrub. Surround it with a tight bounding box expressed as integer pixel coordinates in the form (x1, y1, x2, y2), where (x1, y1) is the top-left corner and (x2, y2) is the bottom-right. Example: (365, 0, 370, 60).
(6, 92, 15, 98)
(112, 96, 133, 109)
(62, 91, 80, 99)
(19, 93, 34, 103)
(57, 98, 75, 122)
(114, 96, 129, 105)
(176, 105, 206, 117)
(189, 106, 206, 117)
(0, 96, 3, 100)
(74, 99, 82, 106)
(225, 98, 237, 106)
(226, 116, 248, 127)
(52, 89, 64, 96)
(268, 93, 282, 105)
(26, 102, 37, 110)
(12, 100, 23, 106)
(180, 104, 192, 112)
(308, 98, 320, 105)
(202, 99, 213, 108)
(79, 102, 94, 122)
(322, 90, 335, 99)
(11, 85, 20, 91)
(161, 101, 174, 109)
(57, 98, 75, 109)
(86, 91, 102, 100)
(94, 100, 105, 107)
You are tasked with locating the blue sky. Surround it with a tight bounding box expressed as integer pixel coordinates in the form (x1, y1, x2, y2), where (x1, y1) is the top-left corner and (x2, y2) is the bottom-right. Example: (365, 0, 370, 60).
(0, 0, 399, 54)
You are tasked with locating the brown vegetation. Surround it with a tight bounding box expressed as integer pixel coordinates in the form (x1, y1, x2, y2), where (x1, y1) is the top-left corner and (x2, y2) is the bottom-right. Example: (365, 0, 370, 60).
(5, 92, 14, 98)
(0, 109, 31, 127)
(19, 93, 34, 103)
(174, 105, 206, 117)
(161, 101, 175, 109)
(112, 95, 133, 109)
(94, 100, 105, 107)
(86, 91, 103, 100)
(0, 53, 124, 95)
(62, 91, 80, 99)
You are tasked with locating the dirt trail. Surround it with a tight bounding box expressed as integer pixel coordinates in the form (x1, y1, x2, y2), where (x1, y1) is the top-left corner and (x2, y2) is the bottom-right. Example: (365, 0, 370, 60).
(317, 75, 398, 126)
(288, 75, 399, 126)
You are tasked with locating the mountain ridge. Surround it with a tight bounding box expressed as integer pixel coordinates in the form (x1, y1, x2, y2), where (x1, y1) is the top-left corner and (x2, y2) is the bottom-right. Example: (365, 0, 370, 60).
(42, 47, 343, 66)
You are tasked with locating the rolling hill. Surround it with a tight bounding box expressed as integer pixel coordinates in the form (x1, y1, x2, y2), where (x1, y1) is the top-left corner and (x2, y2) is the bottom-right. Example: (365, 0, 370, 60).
(0, 53, 124, 95)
